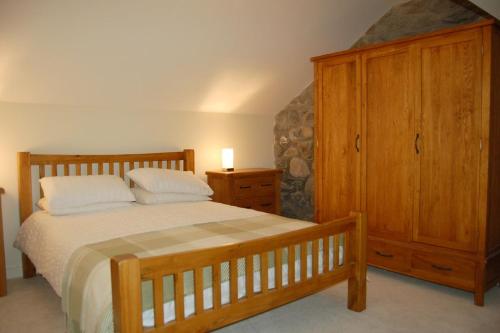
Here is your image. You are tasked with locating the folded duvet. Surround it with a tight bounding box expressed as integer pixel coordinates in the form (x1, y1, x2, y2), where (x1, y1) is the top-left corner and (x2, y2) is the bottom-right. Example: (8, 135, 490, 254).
(62, 214, 327, 333)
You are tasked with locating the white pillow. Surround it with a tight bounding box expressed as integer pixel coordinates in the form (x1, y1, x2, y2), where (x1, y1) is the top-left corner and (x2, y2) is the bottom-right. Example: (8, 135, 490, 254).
(127, 168, 213, 195)
(132, 187, 211, 205)
(37, 197, 132, 216)
(39, 175, 135, 213)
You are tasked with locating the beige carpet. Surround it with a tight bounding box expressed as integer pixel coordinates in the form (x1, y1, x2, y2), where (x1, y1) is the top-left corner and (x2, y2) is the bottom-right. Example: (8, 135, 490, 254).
(0, 267, 498, 333)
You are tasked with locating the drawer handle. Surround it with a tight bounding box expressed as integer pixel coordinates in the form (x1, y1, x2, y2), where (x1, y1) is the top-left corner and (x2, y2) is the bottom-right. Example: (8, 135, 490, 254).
(260, 183, 273, 187)
(260, 203, 272, 207)
(239, 185, 251, 189)
(431, 264, 453, 272)
(375, 251, 394, 258)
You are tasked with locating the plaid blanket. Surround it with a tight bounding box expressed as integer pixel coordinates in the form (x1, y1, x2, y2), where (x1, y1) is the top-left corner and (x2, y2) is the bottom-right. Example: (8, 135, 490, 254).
(61, 214, 312, 333)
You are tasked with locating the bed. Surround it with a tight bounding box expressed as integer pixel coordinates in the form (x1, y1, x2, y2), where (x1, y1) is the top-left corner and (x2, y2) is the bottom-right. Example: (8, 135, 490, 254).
(16, 149, 367, 332)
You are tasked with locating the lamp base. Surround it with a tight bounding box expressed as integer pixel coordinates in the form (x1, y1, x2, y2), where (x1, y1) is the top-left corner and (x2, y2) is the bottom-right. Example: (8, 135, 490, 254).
(222, 168, 234, 172)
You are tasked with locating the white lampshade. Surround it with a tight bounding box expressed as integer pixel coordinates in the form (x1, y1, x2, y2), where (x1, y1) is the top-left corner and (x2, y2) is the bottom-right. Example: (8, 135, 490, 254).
(221, 148, 234, 171)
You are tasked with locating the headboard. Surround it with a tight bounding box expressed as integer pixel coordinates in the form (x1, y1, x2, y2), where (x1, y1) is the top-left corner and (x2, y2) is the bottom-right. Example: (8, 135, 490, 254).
(17, 149, 195, 224)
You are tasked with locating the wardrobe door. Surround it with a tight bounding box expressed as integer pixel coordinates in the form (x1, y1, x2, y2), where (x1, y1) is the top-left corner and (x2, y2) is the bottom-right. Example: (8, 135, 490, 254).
(362, 45, 416, 241)
(414, 29, 483, 252)
(314, 54, 361, 222)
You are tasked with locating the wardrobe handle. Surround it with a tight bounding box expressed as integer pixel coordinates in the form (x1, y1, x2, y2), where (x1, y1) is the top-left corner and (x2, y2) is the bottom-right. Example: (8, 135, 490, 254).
(375, 251, 394, 258)
(415, 133, 420, 154)
(355, 134, 360, 152)
(431, 264, 453, 272)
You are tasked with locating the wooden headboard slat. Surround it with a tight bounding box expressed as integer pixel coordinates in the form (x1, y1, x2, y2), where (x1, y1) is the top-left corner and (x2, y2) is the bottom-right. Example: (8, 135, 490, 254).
(17, 149, 195, 225)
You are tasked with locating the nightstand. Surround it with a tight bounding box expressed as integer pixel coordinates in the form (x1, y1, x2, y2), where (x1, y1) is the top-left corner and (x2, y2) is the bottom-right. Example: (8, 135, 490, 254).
(206, 169, 282, 214)
(0, 188, 6, 296)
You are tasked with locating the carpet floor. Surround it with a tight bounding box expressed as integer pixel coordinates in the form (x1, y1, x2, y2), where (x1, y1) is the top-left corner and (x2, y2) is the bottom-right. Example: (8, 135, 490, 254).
(0, 267, 498, 333)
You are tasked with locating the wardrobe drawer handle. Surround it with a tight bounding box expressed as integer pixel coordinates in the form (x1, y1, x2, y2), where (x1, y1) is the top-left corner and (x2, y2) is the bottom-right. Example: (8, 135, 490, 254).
(355, 134, 360, 152)
(375, 251, 394, 258)
(239, 185, 251, 189)
(260, 183, 272, 187)
(431, 264, 453, 272)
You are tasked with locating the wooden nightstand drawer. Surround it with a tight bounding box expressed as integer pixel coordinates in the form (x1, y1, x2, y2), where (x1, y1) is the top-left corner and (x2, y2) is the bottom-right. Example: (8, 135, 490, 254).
(368, 239, 411, 273)
(234, 176, 275, 198)
(411, 251, 475, 290)
(206, 169, 282, 214)
(235, 196, 276, 213)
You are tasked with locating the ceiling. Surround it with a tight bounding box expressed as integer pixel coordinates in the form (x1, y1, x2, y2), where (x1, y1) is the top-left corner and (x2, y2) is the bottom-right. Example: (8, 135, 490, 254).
(0, 0, 497, 114)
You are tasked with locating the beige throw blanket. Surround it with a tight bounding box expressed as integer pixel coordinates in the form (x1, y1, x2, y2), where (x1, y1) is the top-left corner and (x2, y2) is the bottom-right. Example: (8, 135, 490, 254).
(62, 214, 313, 333)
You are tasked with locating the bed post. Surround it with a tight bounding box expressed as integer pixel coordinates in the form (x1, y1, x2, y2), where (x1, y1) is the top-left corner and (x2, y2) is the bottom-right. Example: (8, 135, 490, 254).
(17, 152, 37, 278)
(183, 149, 195, 172)
(111, 254, 142, 333)
(347, 211, 367, 312)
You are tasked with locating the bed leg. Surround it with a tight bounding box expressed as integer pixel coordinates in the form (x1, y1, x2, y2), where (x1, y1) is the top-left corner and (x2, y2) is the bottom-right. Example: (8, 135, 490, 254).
(111, 254, 142, 333)
(347, 211, 367, 312)
(22, 254, 36, 278)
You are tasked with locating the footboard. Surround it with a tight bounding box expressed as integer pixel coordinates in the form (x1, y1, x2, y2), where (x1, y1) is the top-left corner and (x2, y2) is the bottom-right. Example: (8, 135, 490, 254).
(111, 212, 367, 332)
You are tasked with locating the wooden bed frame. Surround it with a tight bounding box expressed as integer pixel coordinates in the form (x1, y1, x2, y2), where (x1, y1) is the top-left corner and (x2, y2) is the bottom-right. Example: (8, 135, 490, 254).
(17, 149, 367, 332)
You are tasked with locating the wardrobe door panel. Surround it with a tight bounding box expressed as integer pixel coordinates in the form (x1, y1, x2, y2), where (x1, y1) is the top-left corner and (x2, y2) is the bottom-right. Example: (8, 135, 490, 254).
(415, 29, 482, 252)
(362, 46, 416, 241)
(315, 55, 361, 222)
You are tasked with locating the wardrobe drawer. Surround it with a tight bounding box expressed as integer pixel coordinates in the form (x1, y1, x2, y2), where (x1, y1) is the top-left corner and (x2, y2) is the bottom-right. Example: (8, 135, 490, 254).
(234, 177, 275, 198)
(411, 251, 475, 290)
(368, 240, 411, 272)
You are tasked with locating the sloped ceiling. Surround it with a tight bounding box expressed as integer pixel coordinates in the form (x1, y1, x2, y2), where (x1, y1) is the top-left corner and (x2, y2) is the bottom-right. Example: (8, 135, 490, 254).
(0, 0, 497, 114)
(0, 0, 402, 114)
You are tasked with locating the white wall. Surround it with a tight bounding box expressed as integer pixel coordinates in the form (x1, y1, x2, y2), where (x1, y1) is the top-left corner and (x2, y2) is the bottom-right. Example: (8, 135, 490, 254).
(0, 101, 274, 278)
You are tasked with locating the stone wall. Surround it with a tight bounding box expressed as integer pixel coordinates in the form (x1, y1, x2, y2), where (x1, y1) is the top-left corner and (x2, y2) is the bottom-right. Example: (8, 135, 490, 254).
(274, 0, 490, 221)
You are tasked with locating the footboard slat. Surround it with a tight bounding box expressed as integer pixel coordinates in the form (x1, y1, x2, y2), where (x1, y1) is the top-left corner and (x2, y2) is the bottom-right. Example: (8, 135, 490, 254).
(213, 264, 221, 310)
(261, 252, 268, 293)
(300, 242, 307, 282)
(153, 276, 164, 328)
(275, 249, 282, 289)
(323, 236, 329, 273)
(111, 212, 367, 333)
(312, 239, 319, 277)
(288, 245, 295, 286)
(245, 255, 254, 297)
(230, 259, 238, 303)
(174, 272, 184, 321)
(194, 268, 204, 314)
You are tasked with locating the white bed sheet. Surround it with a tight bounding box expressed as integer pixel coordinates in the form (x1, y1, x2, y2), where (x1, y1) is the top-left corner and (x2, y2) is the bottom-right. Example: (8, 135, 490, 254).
(14, 201, 265, 297)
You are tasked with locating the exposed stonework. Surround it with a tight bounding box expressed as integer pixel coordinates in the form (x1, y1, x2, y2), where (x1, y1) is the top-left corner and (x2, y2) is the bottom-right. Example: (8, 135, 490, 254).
(274, 0, 491, 221)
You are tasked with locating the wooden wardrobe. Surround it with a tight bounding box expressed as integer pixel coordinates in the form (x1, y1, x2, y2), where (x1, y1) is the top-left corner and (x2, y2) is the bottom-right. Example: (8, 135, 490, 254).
(312, 19, 500, 305)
